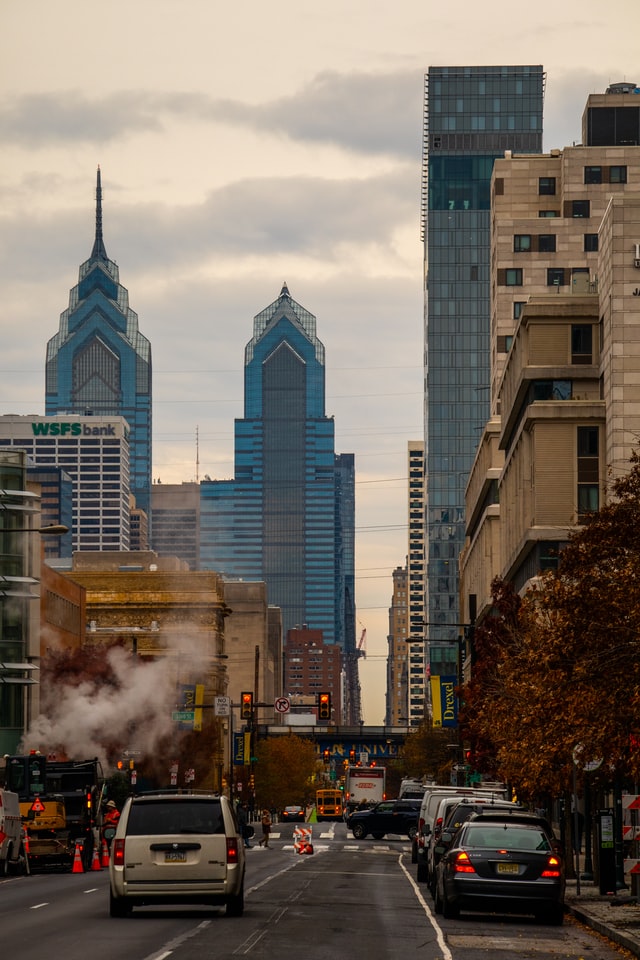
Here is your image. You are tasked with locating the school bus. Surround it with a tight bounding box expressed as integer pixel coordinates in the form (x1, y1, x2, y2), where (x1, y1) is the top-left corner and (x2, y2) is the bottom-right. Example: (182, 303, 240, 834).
(315, 788, 343, 821)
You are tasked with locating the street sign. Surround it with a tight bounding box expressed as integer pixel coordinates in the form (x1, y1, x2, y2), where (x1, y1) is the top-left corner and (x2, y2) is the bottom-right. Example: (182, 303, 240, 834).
(214, 696, 231, 716)
(172, 710, 195, 722)
(274, 696, 290, 714)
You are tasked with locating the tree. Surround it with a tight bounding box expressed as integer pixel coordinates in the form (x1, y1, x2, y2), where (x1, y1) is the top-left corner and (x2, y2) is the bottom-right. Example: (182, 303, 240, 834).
(397, 721, 454, 783)
(253, 734, 317, 811)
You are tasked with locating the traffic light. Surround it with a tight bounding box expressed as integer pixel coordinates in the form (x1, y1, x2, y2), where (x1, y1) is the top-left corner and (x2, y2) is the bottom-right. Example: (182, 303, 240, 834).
(240, 691, 254, 720)
(318, 692, 331, 721)
(323, 749, 330, 763)
(349, 749, 356, 762)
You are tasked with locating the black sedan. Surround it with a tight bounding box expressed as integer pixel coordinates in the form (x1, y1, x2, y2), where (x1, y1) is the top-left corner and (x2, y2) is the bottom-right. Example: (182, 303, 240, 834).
(434, 812, 565, 924)
(281, 805, 306, 822)
(347, 799, 420, 841)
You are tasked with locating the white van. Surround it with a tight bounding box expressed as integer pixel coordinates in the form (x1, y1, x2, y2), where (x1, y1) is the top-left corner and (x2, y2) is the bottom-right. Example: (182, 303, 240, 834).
(414, 783, 507, 881)
(0, 788, 25, 875)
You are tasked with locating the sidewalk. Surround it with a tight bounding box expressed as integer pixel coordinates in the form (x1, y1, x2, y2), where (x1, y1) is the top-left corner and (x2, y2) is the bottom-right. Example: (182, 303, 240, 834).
(565, 879, 640, 957)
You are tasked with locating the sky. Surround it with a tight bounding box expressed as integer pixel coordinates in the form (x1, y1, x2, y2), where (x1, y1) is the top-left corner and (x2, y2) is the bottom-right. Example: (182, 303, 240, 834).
(1, 0, 637, 726)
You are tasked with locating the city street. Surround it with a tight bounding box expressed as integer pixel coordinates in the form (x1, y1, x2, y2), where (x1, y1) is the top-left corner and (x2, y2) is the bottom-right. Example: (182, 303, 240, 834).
(0, 821, 627, 960)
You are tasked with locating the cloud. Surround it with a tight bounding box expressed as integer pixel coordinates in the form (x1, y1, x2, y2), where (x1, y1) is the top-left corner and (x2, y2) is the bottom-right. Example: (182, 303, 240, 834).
(0, 69, 422, 160)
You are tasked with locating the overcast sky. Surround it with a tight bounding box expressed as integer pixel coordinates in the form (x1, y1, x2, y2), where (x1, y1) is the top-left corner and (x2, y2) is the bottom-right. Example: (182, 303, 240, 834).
(1, 0, 636, 725)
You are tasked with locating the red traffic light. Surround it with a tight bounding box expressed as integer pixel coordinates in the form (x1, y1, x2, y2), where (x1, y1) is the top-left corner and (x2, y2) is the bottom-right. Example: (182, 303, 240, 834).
(241, 691, 254, 720)
(318, 692, 331, 720)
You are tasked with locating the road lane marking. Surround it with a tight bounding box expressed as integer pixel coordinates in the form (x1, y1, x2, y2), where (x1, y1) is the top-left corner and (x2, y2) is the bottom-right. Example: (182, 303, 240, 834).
(398, 855, 453, 960)
(30, 903, 48, 909)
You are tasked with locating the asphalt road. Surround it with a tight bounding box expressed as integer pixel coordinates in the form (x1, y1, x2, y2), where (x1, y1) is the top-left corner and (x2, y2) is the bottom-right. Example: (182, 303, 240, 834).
(0, 821, 627, 960)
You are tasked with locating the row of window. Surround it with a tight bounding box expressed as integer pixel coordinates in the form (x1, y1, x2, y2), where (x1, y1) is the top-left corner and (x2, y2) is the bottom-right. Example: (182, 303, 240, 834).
(538, 167, 627, 194)
(501, 266, 593, 287)
(514, 233, 599, 253)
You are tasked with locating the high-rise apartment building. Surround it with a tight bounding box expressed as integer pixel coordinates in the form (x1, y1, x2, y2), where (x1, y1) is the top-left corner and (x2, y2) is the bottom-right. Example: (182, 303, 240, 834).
(200, 285, 356, 717)
(45, 169, 152, 520)
(461, 81, 640, 623)
(422, 66, 545, 682)
(385, 564, 408, 726)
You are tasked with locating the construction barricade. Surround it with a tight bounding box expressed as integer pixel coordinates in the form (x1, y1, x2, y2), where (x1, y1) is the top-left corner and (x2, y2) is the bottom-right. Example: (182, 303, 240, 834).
(293, 825, 313, 855)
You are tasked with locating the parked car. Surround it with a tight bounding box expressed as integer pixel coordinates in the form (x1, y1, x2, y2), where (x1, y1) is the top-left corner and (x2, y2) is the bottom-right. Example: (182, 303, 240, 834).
(347, 798, 421, 841)
(434, 811, 565, 924)
(426, 796, 521, 894)
(281, 805, 306, 822)
(109, 791, 245, 917)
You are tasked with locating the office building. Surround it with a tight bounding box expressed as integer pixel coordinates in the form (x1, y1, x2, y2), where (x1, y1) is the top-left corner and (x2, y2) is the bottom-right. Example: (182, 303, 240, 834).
(151, 482, 201, 570)
(284, 626, 342, 722)
(0, 414, 131, 552)
(461, 82, 640, 623)
(200, 285, 356, 719)
(422, 65, 545, 683)
(45, 168, 152, 520)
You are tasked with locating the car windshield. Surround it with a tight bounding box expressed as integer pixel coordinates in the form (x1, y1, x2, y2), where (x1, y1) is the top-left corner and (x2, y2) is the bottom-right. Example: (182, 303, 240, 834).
(462, 823, 552, 851)
(126, 799, 225, 835)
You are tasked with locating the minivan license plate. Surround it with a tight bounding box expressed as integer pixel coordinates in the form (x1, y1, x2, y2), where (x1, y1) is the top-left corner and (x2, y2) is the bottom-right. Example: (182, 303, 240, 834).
(165, 850, 186, 863)
(497, 862, 519, 874)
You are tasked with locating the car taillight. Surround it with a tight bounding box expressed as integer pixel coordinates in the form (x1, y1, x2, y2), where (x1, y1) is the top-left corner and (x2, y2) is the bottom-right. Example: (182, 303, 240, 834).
(541, 855, 561, 878)
(112, 839, 125, 866)
(454, 851, 476, 874)
(227, 837, 240, 864)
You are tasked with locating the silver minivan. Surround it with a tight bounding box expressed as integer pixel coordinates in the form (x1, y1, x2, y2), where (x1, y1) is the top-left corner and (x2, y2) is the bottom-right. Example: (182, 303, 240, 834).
(109, 792, 245, 917)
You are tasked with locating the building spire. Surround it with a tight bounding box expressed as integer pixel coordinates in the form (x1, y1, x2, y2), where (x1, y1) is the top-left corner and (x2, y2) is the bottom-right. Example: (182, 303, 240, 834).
(90, 165, 108, 260)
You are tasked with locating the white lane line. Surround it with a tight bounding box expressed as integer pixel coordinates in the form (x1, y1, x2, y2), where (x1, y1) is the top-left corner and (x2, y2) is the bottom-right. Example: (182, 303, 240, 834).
(398, 855, 453, 960)
(30, 903, 49, 909)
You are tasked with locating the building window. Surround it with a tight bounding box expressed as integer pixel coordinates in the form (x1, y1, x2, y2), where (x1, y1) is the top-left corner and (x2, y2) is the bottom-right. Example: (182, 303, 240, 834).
(538, 210, 559, 217)
(513, 301, 526, 320)
(584, 165, 602, 184)
(571, 200, 590, 218)
(514, 234, 531, 252)
(505, 268, 523, 287)
(531, 380, 572, 401)
(539, 177, 556, 195)
(584, 233, 599, 253)
(537, 234, 556, 253)
(609, 165, 627, 184)
(571, 324, 593, 364)
(577, 425, 599, 516)
(547, 267, 566, 287)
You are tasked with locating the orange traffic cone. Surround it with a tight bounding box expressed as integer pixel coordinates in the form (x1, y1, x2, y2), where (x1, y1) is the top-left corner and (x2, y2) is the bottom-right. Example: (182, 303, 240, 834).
(72, 841, 84, 874)
(101, 838, 110, 867)
(91, 842, 102, 871)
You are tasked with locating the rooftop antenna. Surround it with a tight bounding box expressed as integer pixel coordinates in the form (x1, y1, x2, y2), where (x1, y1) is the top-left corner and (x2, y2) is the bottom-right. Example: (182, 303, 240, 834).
(91, 165, 108, 260)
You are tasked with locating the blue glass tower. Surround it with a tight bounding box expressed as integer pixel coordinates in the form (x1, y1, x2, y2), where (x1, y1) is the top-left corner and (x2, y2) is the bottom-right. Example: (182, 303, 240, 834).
(422, 66, 545, 676)
(45, 169, 152, 517)
(200, 286, 355, 667)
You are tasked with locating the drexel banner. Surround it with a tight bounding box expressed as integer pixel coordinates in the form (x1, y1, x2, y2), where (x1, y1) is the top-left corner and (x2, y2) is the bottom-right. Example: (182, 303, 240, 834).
(430, 675, 458, 727)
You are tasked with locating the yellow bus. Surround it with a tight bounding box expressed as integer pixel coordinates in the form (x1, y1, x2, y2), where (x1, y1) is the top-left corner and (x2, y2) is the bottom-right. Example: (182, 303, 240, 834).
(315, 788, 343, 822)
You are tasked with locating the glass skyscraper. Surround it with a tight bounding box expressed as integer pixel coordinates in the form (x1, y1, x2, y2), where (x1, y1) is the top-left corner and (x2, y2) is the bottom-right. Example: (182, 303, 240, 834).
(422, 66, 545, 679)
(45, 168, 152, 518)
(200, 285, 355, 700)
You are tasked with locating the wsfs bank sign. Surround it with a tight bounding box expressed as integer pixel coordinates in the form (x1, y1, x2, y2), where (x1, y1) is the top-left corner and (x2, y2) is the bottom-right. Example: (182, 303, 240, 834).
(31, 422, 117, 437)
(430, 675, 458, 728)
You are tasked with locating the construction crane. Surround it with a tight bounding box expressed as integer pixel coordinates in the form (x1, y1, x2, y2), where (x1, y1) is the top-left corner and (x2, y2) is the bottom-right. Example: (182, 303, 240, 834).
(357, 628, 367, 659)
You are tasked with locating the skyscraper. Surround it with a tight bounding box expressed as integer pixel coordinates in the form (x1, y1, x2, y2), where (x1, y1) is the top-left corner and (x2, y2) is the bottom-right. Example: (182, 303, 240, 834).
(45, 168, 152, 518)
(422, 66, 545, 680)
(200, 285, 356, 715)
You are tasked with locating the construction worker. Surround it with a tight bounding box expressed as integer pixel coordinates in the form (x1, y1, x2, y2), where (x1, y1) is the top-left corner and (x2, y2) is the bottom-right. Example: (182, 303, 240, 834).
(102, 800, 120, 850)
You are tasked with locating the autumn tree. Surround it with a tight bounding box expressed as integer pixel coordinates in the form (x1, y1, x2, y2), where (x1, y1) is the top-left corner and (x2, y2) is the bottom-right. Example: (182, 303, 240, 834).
(253, 734, 318, 811)
(397, 721, 454, 783)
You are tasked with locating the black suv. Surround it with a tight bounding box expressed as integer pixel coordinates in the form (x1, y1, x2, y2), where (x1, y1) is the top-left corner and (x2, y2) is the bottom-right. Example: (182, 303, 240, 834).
(347, 799, 420, 840)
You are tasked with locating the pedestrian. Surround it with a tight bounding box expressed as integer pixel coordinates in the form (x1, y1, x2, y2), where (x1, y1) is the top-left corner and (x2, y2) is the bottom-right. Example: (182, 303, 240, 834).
(237, 801, 253, 848)
(258, 808, 272, 847)
(102, 799, 120, 850)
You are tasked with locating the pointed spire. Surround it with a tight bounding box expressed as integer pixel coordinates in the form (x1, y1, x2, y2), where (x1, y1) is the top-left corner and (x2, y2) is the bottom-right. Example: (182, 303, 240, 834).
(280, 282, 290, 298)
(90, 165, 108, 260)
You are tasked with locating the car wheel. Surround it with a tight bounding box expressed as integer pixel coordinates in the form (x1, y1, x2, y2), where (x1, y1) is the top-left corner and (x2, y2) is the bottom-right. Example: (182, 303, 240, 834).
(539, 904, 564, 926)
(109, 889, 132, 918)
(416, 859, 428, 884)
(226, 886, 245, 917)
(442, 887, 459, 920)
(434, 882, 443, 915)
(352, 824, 367, 840)
(407, 824, 418, 840)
